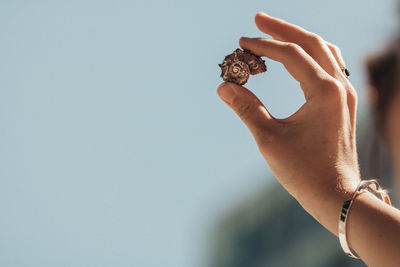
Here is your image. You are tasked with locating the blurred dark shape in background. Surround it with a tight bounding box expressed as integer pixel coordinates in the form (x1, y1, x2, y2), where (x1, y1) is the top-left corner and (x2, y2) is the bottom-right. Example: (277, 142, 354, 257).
(209, 116, 397, 267)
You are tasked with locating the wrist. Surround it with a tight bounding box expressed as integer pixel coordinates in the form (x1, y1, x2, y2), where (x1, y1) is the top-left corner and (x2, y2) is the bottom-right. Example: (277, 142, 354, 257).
(339, 180, 392, 259)
(296, 173, 359, 236)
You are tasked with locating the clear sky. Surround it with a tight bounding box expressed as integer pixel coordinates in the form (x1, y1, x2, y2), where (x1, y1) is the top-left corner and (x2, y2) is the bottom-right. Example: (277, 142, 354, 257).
(0, 0, 397, 266)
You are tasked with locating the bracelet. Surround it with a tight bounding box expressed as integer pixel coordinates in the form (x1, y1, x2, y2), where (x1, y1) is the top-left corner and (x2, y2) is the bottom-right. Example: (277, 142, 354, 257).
(338, 179, 391, 259)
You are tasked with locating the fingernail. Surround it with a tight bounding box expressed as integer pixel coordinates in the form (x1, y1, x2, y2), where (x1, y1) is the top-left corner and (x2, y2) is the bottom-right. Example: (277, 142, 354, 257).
(217, 83, 236, 105)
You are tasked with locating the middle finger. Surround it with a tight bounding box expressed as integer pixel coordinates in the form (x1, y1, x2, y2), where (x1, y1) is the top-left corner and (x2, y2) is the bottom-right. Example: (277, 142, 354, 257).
(254, 12, 341, 78)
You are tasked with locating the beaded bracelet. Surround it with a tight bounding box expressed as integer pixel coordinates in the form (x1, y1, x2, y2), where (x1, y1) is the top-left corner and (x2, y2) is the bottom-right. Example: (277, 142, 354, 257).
(338, 179, 392, 259)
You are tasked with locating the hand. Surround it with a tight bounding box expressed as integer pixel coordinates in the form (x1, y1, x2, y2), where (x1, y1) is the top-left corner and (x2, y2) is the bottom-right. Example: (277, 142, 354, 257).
(217, 12, 360, 234)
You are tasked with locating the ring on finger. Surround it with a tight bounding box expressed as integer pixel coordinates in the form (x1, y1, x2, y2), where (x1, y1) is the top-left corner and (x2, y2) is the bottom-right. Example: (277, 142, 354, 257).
(341, 67, 350, 78)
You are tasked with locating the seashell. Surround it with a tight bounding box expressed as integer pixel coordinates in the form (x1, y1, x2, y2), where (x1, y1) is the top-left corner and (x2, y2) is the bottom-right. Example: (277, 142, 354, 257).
(219, 48, 267, 85)
(220, 60, 250, 85)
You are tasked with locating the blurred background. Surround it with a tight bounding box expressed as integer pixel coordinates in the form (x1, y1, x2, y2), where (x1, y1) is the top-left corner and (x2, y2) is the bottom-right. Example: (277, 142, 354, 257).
(0, 0, 398, 266)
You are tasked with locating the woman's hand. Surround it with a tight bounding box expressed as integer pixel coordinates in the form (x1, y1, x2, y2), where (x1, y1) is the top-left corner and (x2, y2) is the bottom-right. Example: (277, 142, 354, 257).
(217, 12, 360, 234)
(217, 12, 400, 266)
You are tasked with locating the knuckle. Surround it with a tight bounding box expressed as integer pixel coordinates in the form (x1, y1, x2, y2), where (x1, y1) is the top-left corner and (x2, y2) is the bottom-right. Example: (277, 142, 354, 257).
(322, 78, 342, 90)
(285, 43, 302, 54)
(330, 44, 341, 54)
(309, 33, 325, 46)
(321, 79, 346, 100)
(347, 88, 358, 102)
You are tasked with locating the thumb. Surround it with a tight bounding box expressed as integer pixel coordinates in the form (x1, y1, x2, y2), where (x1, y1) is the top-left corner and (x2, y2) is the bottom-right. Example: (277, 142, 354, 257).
(217, 82, 274, 138)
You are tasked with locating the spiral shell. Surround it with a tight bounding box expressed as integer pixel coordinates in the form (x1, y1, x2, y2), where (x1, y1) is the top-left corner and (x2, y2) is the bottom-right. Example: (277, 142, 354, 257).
(220, 60, 250, 85)
(219, 48, 267, 85)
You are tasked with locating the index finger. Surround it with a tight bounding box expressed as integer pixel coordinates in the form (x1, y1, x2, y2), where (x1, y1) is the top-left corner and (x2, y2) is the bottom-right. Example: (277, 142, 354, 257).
(239, 37, 333, 99)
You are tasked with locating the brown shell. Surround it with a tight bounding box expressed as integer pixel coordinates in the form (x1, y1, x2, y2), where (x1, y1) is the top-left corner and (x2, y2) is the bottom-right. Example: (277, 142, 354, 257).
(219, 48, 266, 85)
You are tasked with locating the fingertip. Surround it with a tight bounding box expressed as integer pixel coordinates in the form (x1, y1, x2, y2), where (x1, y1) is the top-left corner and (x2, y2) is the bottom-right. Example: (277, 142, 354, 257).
(255, 12, 269, 23)
(239, 37, 254, 50)
(256, 11, 268, 19)
(218, 81, 243, 92)
(238, 37, 247, 47)
(217, 82, 228, 93)
(217, 82, 237, 105)
(255, 12, 280, 36)
(218, 81, 246, 94)
(239, 37, 263, 55)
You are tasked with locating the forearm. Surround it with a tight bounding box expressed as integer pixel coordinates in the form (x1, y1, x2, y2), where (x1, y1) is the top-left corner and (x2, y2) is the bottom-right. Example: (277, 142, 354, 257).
(300, 182, 400, 267)
(347, 192, 400, 266)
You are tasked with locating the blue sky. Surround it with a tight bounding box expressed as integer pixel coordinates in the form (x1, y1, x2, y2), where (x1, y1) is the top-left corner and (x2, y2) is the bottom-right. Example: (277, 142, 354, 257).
(0, 0, 397, 266)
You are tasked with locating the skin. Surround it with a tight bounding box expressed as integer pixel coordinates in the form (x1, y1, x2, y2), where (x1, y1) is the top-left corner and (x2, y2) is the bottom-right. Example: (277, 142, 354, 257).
(217, 12, 400, 266)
